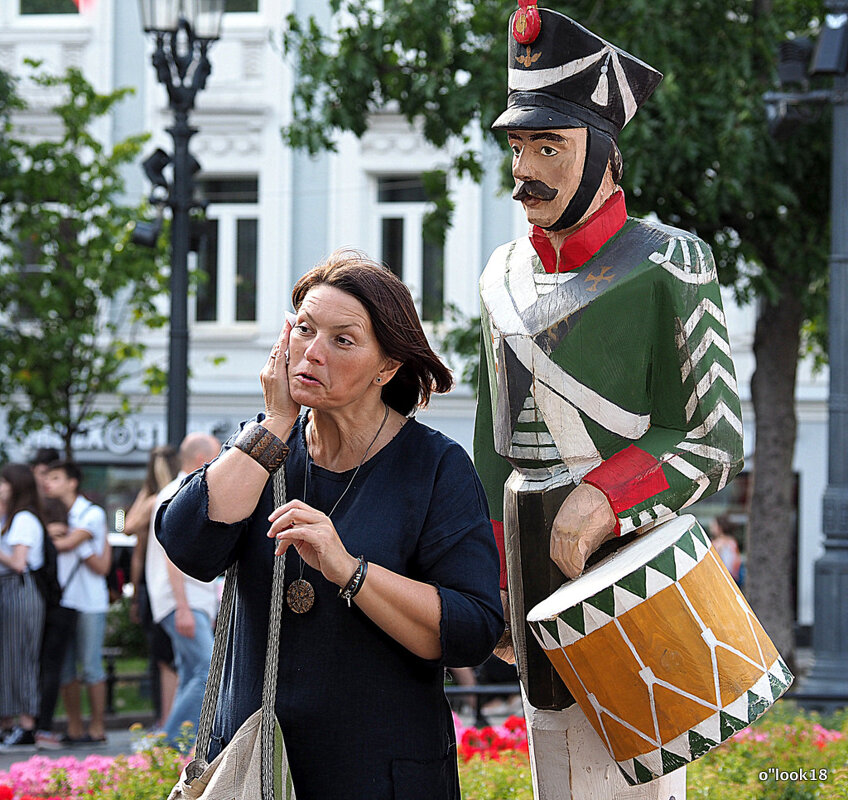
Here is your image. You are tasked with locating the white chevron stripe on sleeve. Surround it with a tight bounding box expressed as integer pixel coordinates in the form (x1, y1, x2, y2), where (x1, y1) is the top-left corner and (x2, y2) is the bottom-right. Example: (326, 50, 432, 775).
(683, 298, 728, 338)
(664, 455, 711, 506)
(681, 328, 732, 382)
(686, 402, 744, 438)
(685, 363, 740, 421)
(677, 441, 733, 490)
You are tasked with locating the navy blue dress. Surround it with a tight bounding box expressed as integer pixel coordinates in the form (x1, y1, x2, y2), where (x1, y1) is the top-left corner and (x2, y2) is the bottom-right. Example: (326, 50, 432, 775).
(156, 414, 504, 800)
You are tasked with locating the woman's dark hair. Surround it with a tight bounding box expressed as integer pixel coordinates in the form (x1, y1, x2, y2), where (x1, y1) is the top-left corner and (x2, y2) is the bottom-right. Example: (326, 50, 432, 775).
(1, 462, 44, 536)
(143, 445, 180, 495)
(291, 249, 454, 416)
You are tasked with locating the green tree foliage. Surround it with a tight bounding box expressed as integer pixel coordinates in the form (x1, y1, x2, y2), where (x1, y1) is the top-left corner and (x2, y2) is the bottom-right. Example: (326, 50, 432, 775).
(282, 0, 831, 659)
(0, 63, 168, 458)
(284, 0, 827, 302)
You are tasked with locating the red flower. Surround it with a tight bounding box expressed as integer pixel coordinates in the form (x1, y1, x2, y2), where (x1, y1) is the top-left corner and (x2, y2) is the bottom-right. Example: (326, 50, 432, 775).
(0, 787, 13, 800)
(503, 715, 526, 732)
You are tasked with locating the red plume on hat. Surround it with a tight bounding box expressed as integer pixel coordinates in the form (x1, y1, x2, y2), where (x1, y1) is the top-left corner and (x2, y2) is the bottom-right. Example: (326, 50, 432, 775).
(512, 0, 541, 45)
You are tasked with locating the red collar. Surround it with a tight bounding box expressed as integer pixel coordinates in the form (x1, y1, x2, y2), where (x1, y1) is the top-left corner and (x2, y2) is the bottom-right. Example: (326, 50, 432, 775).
(529, 190, 628, 273)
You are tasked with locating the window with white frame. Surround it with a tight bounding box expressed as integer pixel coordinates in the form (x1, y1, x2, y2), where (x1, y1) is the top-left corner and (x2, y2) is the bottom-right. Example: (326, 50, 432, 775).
(376, 175, 445, 323)
(194, 177, 259, 325)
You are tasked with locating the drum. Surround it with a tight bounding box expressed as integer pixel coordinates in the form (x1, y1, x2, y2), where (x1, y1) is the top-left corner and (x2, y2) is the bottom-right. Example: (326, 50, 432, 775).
(526, 514, 793, 785)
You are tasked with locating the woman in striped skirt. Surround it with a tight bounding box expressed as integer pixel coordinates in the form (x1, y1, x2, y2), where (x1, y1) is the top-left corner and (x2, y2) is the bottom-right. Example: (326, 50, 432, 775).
(0, 463, 47, 749)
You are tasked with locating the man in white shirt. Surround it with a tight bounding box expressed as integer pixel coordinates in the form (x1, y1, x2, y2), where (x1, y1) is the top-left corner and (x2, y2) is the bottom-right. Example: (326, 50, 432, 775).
(44, 461, 111, 745)
(146, 433, 220, 748)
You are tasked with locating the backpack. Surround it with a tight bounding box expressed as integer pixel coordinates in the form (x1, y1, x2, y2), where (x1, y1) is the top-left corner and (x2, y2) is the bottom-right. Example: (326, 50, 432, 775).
(32, 525, 62, 608)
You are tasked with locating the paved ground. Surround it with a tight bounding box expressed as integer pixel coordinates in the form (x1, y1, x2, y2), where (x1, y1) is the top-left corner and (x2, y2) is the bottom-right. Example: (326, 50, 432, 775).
(0, 727, 142, 773)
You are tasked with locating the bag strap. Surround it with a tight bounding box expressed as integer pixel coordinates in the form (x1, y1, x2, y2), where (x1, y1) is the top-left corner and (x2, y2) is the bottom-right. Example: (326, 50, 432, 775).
(193, 465, 288, 800)
(60, 555, 85, 595)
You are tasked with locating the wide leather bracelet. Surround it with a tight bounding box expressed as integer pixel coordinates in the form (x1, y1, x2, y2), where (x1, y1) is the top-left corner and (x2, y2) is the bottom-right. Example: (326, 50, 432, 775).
(232, 421, 289, 474)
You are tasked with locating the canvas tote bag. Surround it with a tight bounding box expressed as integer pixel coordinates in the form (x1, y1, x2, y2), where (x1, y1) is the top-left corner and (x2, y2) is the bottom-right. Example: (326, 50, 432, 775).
(167, 467, 295, 800)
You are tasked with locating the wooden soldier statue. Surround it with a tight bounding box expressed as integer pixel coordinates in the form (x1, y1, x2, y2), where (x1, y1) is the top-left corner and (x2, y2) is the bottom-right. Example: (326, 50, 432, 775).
(473, 3, 761, 798)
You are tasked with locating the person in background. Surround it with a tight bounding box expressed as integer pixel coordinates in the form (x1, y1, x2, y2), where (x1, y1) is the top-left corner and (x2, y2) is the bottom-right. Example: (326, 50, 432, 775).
(145, 433, 220, 749)
(28, 448, 71, 751)
(125, 445, 180, 730)
(43, 461, 110, 746)
(0, 464, 47, 750)
(709, 513, 743, 584)
(30, 447, 69, 543)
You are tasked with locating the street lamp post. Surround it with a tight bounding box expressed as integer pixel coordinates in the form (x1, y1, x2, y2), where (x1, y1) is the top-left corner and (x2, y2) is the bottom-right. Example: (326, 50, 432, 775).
(802, 18, 848, 708)
(138, 0, 225, 447)
(765, 4, 848, 708)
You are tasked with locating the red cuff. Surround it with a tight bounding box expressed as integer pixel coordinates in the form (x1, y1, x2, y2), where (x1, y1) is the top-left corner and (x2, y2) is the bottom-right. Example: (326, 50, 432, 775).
(583, 446, 669, 535)
(491, 519, 508, 591)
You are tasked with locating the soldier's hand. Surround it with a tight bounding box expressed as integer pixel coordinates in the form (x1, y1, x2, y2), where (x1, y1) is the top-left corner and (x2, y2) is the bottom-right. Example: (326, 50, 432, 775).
(550, 483, 617, 579)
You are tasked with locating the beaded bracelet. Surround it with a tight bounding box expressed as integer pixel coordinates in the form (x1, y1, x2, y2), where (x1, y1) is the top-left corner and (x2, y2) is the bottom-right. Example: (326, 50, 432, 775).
(232, 421, 289, 474)
(339, 556, 368, 607)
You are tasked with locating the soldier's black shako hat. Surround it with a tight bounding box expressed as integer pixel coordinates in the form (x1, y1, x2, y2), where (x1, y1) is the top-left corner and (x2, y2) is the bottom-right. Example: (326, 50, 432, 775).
(491, 8, 663, 139)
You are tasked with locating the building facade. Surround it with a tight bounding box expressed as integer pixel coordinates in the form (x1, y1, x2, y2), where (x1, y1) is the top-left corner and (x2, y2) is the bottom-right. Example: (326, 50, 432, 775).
(0, 0, 829, 636)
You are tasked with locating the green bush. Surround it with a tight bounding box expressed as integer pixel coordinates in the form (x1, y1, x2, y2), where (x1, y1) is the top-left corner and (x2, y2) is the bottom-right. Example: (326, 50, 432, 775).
(459, 753, 533, 798)
(687, 702, 848, 799)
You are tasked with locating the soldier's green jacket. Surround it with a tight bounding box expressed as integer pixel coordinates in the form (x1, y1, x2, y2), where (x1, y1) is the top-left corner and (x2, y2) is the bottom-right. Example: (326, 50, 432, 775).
(473, 212, 744, 541)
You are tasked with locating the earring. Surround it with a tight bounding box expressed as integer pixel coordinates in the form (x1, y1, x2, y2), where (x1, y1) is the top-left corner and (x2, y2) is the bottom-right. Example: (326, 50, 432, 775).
(375, 377, 382, 384)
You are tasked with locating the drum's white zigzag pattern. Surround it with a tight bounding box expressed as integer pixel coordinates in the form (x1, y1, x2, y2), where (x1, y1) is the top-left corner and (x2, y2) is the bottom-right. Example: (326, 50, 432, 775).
(555, 616, 581, 648)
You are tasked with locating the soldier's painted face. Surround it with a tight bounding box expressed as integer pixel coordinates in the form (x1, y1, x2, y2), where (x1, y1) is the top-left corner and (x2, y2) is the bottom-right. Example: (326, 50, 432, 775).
(508, 128, 587, 229)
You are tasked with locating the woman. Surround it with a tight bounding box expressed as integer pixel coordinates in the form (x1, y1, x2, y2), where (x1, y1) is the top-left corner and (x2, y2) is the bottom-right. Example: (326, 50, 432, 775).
(158, 250, 503, 798)
(126, 445, 180, 729)
(0, 463, 47, 748)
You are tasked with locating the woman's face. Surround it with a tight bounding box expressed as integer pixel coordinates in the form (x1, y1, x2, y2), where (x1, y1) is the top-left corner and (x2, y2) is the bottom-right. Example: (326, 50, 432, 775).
(288, 285, 392, 411)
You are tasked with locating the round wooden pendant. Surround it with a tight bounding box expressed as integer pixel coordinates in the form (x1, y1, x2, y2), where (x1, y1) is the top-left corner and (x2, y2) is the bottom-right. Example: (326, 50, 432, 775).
(286, 579, 315, 614)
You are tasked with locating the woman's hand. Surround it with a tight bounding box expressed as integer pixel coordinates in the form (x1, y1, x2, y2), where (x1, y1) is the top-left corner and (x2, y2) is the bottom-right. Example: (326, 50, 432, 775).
(260, 318, 300, 435)
(267, 499, 359, 588)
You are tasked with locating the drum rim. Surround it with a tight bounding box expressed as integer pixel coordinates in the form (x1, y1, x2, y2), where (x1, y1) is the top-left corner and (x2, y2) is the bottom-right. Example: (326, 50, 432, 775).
(527, 513, 705, 622)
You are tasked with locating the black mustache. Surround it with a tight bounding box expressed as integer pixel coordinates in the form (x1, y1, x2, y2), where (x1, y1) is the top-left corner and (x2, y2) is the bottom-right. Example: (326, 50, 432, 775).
(512, 180, 559, 202)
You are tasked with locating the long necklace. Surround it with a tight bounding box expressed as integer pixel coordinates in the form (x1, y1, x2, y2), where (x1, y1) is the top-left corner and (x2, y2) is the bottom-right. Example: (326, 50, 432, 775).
(286, 403, 391, 614)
